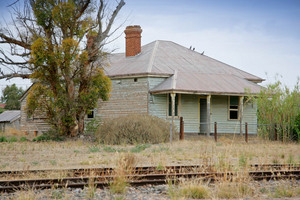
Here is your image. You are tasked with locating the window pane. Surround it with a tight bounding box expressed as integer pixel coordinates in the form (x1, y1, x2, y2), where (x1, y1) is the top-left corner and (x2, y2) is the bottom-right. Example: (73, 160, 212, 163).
(230, 96, 239, 105)
(230, 105, 238, 109)
(230, 111, 238, 119)
(87, 110, 94, 119)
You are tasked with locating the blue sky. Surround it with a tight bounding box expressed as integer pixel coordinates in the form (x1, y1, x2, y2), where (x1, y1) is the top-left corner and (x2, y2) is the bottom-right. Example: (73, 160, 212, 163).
(0, 0, 300, 94)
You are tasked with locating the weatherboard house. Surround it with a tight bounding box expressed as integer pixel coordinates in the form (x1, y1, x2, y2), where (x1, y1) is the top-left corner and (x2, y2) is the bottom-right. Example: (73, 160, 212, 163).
(20, 25, 263, 135)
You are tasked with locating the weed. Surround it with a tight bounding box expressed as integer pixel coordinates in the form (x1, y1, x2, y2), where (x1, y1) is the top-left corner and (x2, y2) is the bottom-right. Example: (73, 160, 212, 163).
(287, 154, 295, 164)
(51, 190, 64, 199)
(8, 136, 18, 142)
(73, 150, 80, 153)
(50, 160, 57, 166)
(272, 185, 295, 198)
(217, 182, 253, 199)
(31, 161, 39, 166)
(1, 163, 9, 169)
(0, 136, 8, 142)
(130, 143, 150, 153)
(179, 181, 210, 199)
(239, 153, 248, 168)
(86, 175, 97, 199)
(156, 162, 164, 170)
(89, 145, 100, 153)
(272, 157, 279, 164)
(110, 153, 136, 194)
(103, 146, 117, 153)
(19, 137, 28, 142)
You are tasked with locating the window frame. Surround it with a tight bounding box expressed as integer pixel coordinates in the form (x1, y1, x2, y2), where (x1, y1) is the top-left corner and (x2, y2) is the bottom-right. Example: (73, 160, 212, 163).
(87, 109, 95, 119)
(228, 96, 240, 120)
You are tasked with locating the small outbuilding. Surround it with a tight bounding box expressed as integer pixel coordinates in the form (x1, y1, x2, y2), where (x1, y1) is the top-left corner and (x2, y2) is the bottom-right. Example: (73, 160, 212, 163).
(0, 110, 21, 132)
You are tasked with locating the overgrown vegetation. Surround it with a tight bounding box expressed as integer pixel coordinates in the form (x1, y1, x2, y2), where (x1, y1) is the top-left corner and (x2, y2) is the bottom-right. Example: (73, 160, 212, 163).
(250, 79, 300, 142)
(0, 0, 125, 137)
(96, 114, 177, 145)
(32, 130, 64, 142)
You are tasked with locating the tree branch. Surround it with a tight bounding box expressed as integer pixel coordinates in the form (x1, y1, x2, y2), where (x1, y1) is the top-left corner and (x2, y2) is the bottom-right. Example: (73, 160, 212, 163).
(0, 33, 31, 50)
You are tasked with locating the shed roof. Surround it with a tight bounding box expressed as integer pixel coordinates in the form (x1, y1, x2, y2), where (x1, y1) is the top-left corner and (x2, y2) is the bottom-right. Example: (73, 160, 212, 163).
(0, 110, 21, 123)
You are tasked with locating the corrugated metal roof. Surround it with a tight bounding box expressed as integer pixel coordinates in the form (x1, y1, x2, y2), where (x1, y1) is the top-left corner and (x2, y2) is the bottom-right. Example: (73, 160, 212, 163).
(106, 40, 264, 82)
(150, 72, 262, 95)
(0, 110, 21, 123)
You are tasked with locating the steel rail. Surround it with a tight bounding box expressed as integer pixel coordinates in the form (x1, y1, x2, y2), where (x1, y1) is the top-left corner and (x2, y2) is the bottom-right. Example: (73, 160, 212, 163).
(1, 163, 299, 179)
(0, 169, 299, 193)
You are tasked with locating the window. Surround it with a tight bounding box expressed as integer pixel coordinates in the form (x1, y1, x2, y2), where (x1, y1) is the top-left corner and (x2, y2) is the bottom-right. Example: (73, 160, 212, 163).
(229, 96, 239, 120)
(87, 110, 94, 119)
(134, 78, 138, 82)
(168, 94, 179, 116)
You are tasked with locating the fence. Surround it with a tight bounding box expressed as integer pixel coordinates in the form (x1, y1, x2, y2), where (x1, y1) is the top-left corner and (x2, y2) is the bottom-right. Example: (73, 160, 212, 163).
(178, 117, 276, 143)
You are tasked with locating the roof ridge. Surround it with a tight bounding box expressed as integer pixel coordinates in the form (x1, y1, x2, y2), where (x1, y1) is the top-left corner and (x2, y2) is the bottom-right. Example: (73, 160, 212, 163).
(146, 40, 159, 73)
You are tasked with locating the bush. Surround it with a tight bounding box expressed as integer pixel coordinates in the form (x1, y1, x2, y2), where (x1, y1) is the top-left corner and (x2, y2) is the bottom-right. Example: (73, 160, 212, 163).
(95, 114, 177, 145)
(33, 129, 64, 142)
(19, 137, 28, 142)
(8, 136, 18, 142)
(0, 136, 8, 142)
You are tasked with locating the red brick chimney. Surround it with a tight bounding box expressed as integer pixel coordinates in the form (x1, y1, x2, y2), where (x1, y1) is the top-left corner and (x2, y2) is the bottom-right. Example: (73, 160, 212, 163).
(124, 25, 142, 57)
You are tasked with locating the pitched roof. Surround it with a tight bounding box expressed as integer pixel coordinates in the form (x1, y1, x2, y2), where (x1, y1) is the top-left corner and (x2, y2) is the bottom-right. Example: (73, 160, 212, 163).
(106, 40, 263, 81)
(0, 110, 20, 123)
(106, 40, 263, 95)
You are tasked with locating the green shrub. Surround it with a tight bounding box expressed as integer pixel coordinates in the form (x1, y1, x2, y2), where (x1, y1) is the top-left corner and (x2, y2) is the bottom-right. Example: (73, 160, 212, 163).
(19, 137, 28, 142)
(33, 130, 64, 142)
(95, 114, 177, 145)
(130, 144, 151, 153)
(0, 136, 8, 142)
(8, 136, 18, 142)
(85, 119, 101, 136)
(89, 145, 100, 152)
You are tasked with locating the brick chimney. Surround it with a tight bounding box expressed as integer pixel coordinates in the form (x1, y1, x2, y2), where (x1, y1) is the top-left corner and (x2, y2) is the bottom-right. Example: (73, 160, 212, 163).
(124, 25, 142, 57)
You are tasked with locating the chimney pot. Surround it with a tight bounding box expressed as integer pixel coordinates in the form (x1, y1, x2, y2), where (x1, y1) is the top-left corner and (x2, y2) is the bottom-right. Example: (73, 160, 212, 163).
(124, 25, 142, 57)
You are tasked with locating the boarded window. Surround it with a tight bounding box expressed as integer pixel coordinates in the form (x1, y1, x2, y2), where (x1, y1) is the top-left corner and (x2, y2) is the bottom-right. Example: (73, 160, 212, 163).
(229, 96, 239, 120)
(168, 94, 178, 116)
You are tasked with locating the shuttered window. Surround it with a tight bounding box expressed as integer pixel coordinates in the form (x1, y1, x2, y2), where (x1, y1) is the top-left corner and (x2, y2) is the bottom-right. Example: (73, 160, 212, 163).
(229, 96, 239, 120)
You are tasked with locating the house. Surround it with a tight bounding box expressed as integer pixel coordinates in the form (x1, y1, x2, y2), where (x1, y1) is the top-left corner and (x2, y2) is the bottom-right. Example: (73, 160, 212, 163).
(0, 110, 21, 132)
(20, 25, 263, 135)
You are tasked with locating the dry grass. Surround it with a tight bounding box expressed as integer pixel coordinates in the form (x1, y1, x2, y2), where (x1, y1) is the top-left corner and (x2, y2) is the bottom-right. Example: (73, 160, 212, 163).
(0, 136, 299, 173)
(110, 153, 137, 194)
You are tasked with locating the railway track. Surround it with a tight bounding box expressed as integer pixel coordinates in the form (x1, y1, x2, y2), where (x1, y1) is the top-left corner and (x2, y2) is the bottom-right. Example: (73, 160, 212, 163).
(1, 164, 299, 193)
(1, 163, 298, 179)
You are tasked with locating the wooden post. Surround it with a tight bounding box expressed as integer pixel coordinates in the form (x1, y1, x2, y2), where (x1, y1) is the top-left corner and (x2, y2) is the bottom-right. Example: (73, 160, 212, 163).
(214, 122, 217, 142)
(239, 96, 244, 136)
(207, 95, 211, 136)
(170, 93, 176, 144)
(245, 122, 248, 143)
(180, 117, 184, 140)
(34, 131, 38, 137)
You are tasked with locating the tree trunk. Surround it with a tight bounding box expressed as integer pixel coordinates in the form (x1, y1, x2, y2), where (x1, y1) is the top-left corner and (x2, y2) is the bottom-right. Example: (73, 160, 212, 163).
(78, 111, 85, 135)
